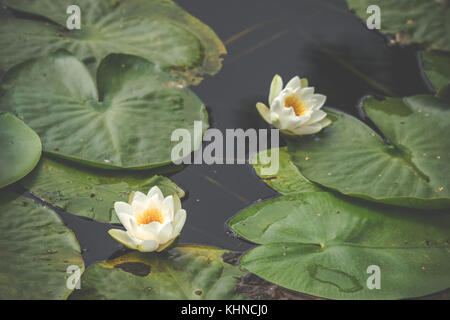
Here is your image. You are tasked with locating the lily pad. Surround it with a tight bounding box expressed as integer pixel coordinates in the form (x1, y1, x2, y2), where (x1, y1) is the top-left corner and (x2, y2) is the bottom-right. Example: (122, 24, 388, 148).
(70, 245, 246, 300)
(346, 0, 450, 51)
(251, 147, 321, 195)
(21, 157, 184, 223)
(286, 96, 450, 209)
(0, 0, 225, 83)
(0, 113, 41, 188)
(0, 51, 208, 169)
(229, 192, 450, 300)
(0, 191, 84, 299)
(422, 51, 450, 98)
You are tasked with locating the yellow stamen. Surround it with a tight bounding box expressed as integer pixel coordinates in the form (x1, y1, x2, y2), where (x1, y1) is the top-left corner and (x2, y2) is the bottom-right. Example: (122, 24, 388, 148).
(284, 95, 307, 116)
(136, 207, 164, 226)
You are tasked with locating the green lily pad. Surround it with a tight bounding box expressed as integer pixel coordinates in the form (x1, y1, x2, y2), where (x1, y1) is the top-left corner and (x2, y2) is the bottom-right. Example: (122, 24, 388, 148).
(21, 157, 184, 223)
(286, 96, 450, 209)
(346, 0, 450, 51)
(251, 147, 321, 195)
(0, 191, 84, 299)
(0, 112, 41, 189)
(0, 51, 208, 169)
(422, 51, 450, 98)
(0, 0, 225, 83)
(229, 192, 450, 300)
(70, 245, 246, 300)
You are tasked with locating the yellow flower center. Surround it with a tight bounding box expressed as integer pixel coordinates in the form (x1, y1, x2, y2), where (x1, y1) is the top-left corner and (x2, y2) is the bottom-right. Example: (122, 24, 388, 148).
(284, 95, 307, 116)
(136, 207, 164, 226)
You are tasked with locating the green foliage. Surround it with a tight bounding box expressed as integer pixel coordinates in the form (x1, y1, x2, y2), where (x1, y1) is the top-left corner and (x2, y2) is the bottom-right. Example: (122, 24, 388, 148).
(286, 96, 450, 209)
(229, 192, 450, 299)
(0, 191, 84, 299)
(346, 0, 450, 51)
(0, 113, 41, 188)
(70, 245, 247, 300)
(0, 51, 208, 169)
(0, 0, 225, 83)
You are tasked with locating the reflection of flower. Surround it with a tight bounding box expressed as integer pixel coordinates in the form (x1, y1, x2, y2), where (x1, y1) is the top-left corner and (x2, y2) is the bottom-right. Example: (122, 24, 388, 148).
(108, 186, 186, 252)
(256, 75, 331, 135)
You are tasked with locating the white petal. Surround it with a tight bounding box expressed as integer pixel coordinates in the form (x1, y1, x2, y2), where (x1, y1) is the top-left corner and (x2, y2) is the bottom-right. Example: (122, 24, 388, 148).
(132, 191, 147, 205)
(147, 186, 164, 201)
(268, 74, 283, 105)
(158, 223, 174, 244)
(173, 194, 182, 214)
(291, 124, 323, 135)
(108, 229, 137, 250)
(298, 87, 315, 100)
(137, 239, 159, 252)
(114, 202, 133, 216)
(270, 96, 283, 113)
(138, 222, 159, 240)
(304, 110, 327, 126)
(256, 102, 272, 124)
(270, 112, 280, 124)
(319, 117, 332, 129)
(285, 76, 302, 90)
(162, 195, 175, 221)
(117, 212, 134, 231)
(128, 217, 140, 238)
(173, 209, 186, 236)
(310, 94, 326, 110)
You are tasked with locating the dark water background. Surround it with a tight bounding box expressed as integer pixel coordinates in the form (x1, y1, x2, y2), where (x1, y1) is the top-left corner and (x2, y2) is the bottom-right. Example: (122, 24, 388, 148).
(4, 0, 434, 267)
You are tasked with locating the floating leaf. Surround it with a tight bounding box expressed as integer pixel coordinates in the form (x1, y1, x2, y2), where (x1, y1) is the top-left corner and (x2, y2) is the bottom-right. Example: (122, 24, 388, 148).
(0, 0, 225, 83)
(0, 112, 41, 188)
(229, 192, 450, 300)
(422, 51, 450, 98)
(346, 0, 450, 51)
(0, 191, 84, 299)
(70, 245, 246, 300)
(251, 147, 321, 195)
(21, 157, 184, 223)
(286, 96, 450, 209)
(0, 51, 208, 169)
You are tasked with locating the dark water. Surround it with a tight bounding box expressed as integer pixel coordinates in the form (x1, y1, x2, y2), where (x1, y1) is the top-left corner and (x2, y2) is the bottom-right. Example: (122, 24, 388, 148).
(7, 0, 433, 267)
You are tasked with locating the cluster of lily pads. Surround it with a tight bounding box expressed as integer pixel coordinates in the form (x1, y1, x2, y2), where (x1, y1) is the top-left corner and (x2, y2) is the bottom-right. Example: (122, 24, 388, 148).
(227, 0, 450, 300)
(0, 0, 247, 300)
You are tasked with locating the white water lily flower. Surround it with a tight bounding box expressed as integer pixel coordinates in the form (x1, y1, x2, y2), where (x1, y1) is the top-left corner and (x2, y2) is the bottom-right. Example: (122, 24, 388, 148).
(108, 186, 186, 253)
(256, 75, 331, 135)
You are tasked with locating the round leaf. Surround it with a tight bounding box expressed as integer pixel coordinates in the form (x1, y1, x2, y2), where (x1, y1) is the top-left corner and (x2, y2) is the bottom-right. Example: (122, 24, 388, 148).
(422, 51, 450, 98)
(0, 51, 208, 169)
(21, 157, 184, 223)
(0, 0, 225, 83)
(0, 191, 84, 299)
(287, 96, 450, 209)
(0, 112, 41, 188)
(346, 0, 450, 51)
(251, 147, 321, 195)
(229, 192, 450, 299)
(70, 245, 247, 300)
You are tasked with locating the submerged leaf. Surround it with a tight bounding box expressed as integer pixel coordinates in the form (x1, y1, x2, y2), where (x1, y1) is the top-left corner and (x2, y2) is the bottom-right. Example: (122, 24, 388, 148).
(70, 245, 247, 300)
